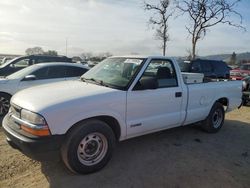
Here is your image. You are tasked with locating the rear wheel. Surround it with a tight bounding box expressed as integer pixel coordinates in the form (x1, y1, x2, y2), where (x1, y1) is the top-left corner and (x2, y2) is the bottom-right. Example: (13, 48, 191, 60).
(61, 119, 116, 174)
(0, 93, 11, 117)
(201, 102, 225, 133)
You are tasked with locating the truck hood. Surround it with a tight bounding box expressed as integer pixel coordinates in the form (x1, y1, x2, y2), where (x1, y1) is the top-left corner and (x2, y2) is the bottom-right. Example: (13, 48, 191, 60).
(11, 80, 121, 113)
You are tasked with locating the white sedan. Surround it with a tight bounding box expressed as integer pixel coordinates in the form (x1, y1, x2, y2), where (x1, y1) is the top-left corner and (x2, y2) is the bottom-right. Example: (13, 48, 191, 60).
(0, 62, 89, 116)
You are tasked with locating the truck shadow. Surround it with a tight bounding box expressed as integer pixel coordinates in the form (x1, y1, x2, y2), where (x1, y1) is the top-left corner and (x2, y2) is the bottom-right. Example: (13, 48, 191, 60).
(0, 117, 3, 126)
(40, 119, 250, 188)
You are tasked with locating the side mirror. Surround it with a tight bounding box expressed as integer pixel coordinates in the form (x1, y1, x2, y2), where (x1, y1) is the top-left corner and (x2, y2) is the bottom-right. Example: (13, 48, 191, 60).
(134, 77, 158, 90)
(23, 75, 36, 81)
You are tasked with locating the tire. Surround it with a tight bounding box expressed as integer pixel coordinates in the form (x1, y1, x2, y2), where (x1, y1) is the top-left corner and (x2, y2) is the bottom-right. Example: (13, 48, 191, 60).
(0, 93, 11, 117)
(201, 102, 225, 133)
(242, 99, 247, 106)
(61, 119, 116, 174)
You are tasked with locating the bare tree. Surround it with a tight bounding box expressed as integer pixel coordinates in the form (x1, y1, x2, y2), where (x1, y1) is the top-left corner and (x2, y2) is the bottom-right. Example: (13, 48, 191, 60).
(176, 0, 245, 60)
(144, 0, 172, 56)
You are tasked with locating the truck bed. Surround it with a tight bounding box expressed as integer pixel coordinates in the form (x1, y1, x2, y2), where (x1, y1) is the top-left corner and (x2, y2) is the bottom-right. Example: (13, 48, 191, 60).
(183, 80, 242, 125)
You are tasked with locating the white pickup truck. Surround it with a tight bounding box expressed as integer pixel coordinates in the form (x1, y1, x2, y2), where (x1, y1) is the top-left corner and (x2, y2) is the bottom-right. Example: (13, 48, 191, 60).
(3, 56, 242, 174)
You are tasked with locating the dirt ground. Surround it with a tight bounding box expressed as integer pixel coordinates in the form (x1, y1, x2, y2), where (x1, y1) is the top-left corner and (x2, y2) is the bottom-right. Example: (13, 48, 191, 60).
(0, 107, 250, 188)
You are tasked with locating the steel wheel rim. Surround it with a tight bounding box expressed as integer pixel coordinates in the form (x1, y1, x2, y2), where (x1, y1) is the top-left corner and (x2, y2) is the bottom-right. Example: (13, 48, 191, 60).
(0, 96, 10, 115)
(212, 109, 223, 128)
(77, 132, 108, 166)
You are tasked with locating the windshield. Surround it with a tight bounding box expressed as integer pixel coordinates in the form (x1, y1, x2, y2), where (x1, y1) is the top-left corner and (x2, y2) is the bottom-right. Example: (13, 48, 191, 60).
(7, 65, 35, 79)
(0, 58, 10, 66)
(0, 57, 19, 68)
(81, 57, 145, 89)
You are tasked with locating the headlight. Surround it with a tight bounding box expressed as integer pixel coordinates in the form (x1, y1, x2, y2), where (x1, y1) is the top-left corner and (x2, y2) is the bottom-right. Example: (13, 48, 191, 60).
(21, 109, 46, 125)
(20, 109, 50, 136)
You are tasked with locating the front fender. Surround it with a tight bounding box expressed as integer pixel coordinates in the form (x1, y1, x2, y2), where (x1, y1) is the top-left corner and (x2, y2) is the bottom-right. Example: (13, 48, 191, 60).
(43, 110, 127, 141)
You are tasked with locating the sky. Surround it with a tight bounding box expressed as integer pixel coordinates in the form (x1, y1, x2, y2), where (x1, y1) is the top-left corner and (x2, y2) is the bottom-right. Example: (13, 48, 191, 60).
(0, 0, 249, 57)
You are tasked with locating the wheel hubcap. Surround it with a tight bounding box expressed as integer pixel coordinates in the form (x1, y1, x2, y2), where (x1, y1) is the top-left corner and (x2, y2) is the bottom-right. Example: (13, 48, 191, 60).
(212, 109, 223, 128)
(0, 97, 10, 116)
(77, 132, 108, 166)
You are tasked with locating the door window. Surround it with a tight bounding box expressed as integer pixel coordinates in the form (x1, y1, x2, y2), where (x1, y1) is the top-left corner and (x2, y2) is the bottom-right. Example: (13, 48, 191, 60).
(138, 59, 178, 89)
(47, 66, 66, 79)
(31, 66, 66, 80)
(13, 59, 30, 68)
(32, 67, 49, 80)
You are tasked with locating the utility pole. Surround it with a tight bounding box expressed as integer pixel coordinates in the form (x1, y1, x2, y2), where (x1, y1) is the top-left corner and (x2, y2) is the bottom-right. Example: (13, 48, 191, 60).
(65, 38, 68, 56)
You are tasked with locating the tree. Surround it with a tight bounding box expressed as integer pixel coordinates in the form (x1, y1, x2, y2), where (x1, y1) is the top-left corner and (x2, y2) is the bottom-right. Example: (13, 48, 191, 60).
(43, 50, 58, 56)
(80, 52, 93, 61)
(144, 0, 172, 56)
(25, 47, 44, 55)
(99, 52, 113, 58)
(186, 49, 193, 61)
(229, 52, 237, 65)
(176, 0, 245, 60)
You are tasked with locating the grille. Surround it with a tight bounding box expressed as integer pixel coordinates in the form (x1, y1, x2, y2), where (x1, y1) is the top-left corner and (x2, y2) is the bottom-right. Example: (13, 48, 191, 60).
(10, 104, 21, 118)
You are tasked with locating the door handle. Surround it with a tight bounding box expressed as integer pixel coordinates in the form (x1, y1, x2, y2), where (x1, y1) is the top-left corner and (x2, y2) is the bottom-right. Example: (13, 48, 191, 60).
(175, 92, 182, 98)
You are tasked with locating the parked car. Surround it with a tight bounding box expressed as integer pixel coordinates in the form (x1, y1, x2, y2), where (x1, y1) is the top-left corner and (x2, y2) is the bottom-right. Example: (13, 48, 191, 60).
(2, 56, 242, 174)
(242, 76, 250, 105)
(0, 62, 89, 116)
(230, 63, 250, 80)
(178, 59, 230, 80)
(0, 55, 73, 77)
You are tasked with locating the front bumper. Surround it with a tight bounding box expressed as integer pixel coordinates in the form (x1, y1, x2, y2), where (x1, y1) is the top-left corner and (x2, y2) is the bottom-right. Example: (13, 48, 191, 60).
(2, 115, 65, 160)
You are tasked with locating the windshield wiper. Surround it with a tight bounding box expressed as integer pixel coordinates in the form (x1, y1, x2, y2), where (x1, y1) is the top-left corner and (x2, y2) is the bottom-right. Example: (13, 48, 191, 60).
(81, 77, 110, 87)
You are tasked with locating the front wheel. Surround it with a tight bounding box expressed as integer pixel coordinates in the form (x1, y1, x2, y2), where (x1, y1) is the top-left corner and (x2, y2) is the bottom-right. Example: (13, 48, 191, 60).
(61, 119, 116, 174)
(201, 102, 225, 133)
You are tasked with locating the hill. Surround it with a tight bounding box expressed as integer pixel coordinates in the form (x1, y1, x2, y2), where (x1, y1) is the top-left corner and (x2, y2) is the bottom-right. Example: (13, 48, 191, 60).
(202, 52, 250, 62)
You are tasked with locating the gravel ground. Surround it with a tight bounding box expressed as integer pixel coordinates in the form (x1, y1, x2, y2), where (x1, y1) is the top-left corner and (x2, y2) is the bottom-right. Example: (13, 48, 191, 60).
(0, 107, 250, 188)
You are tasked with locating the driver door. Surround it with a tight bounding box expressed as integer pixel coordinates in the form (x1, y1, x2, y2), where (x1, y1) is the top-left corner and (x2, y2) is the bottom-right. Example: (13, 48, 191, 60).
(126, 59, 184, 138)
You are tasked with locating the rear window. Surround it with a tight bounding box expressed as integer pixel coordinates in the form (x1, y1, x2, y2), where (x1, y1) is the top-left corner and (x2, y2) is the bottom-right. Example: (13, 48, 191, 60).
(33, 66, 67, 79)
(177, 60, 191, 72)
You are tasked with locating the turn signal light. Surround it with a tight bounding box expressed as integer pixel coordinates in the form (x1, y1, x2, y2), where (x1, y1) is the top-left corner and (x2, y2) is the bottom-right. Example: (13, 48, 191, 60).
(21, 125, 51, 136)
